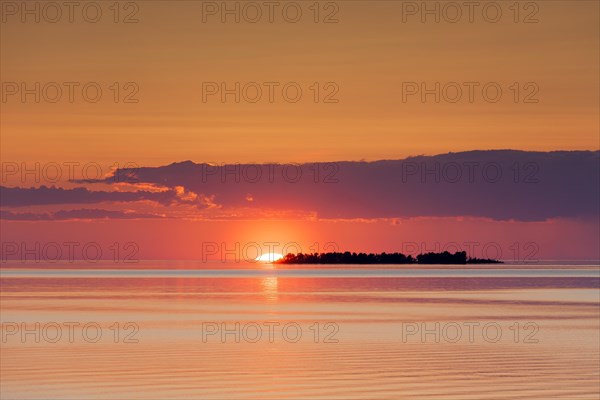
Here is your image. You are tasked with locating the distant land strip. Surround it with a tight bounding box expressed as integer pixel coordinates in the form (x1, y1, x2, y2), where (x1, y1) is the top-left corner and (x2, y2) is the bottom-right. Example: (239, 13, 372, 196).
(275, 251, 502, 265)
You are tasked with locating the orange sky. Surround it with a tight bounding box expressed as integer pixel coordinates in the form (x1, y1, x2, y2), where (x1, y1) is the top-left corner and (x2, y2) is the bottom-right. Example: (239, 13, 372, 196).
(1, 2, 599, 261)
(3, 216, 599, 261)
(1, 1, 599, 165)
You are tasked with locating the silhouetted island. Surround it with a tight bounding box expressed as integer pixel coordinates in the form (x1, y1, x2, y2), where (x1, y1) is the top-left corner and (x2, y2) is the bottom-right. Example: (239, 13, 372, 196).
(275, 251, 502, 265)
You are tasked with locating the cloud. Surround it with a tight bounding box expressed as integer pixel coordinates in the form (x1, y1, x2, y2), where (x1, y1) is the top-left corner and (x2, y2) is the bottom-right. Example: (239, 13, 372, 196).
(1, 209, 165, 221)
(0, 186, 197, 208)
(2, 150, 598, 221)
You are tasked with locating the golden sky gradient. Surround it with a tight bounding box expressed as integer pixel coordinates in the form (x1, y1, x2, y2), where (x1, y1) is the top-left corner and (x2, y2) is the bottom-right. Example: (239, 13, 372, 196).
(1, 1, 598, 165)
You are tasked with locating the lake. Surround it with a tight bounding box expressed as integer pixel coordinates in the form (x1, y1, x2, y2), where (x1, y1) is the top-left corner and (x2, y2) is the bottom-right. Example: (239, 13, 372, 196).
(1, 262, 599, 399)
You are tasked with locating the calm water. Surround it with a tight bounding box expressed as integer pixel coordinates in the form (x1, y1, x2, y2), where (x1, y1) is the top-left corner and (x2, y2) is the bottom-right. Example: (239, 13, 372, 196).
(1, 262, 599, 399)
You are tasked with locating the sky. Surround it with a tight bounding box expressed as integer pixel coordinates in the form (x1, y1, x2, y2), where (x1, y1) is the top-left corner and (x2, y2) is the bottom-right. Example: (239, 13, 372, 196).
(1, 1, 599, 261)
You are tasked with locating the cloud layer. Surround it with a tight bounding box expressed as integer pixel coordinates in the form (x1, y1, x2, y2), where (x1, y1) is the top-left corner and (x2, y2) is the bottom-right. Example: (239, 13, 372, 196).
(2, 150, 598, 221)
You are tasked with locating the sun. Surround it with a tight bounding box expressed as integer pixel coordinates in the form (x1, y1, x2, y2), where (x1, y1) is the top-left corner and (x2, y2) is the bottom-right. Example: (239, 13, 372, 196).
(255, 252, 284, 263)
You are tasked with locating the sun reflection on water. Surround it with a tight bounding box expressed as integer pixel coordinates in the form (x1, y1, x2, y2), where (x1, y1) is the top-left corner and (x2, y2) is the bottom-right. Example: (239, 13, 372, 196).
(260, 276, 279, 302)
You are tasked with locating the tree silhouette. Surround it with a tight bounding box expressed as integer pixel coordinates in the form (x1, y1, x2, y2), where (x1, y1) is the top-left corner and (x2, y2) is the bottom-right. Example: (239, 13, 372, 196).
(275, 251, 501, 265)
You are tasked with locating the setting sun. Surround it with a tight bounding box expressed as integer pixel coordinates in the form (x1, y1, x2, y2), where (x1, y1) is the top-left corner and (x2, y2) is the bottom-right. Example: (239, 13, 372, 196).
(255, 253, 284, 263)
